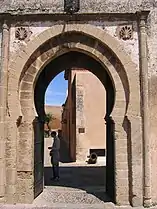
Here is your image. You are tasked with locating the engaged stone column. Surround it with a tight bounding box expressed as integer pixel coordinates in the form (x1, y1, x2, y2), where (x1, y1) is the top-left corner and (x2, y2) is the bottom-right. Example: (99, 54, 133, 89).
(139, 12, 152, 206)
(0, 21, 10, 203)
(113, 116, 129, 205)
(76, 85, 88, 161)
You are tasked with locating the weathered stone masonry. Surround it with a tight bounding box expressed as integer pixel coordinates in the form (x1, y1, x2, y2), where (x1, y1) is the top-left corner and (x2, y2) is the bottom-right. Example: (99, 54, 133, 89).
(0, 0, 157, 207)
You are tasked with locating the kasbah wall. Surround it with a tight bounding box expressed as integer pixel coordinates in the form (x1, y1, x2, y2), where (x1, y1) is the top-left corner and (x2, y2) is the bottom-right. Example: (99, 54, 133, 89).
(0, 0, 157, 206)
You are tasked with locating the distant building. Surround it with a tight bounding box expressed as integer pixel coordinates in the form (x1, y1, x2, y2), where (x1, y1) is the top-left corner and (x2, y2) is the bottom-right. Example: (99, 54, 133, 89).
(62, 68, 106, 161)
(44, 105, 62, 133)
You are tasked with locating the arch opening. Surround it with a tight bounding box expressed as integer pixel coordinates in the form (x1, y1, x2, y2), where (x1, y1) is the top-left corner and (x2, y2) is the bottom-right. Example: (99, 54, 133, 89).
(34, 51, 115, 120)
(33, 51, 115, 202)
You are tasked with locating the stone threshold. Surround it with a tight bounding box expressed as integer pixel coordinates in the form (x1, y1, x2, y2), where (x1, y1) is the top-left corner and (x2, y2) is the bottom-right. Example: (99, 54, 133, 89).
(0, 203, 150, 209)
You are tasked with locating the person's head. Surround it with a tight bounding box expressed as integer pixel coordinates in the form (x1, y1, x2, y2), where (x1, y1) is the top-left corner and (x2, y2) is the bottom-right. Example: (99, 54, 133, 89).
(51, 131, 56, 138)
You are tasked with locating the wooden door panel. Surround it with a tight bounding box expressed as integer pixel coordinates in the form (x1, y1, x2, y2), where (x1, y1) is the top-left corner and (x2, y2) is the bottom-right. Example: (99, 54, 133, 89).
(33, 117, 44, 199)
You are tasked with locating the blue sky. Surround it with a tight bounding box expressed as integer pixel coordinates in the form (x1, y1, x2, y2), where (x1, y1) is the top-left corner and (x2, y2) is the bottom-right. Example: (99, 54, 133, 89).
(45, 71, 68, 106)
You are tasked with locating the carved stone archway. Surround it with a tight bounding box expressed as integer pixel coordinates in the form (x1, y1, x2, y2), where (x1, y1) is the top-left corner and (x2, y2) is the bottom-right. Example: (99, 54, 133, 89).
(7, 24, 142, 206)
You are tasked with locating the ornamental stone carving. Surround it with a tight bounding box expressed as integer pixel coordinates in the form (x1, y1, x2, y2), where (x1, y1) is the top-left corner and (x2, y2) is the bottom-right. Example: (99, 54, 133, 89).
(116, 25, 133, 40)
(15, 26, 32, 41)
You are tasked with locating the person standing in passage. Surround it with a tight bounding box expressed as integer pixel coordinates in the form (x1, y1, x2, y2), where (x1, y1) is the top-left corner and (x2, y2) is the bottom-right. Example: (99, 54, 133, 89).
(48, 131, 60, 181)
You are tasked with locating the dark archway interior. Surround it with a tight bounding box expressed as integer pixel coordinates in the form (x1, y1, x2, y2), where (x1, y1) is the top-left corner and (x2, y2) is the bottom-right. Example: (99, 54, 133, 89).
(34, 51, 115, 202)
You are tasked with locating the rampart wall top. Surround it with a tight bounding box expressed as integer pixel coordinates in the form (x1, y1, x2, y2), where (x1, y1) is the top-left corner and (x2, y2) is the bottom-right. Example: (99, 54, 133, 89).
(0, 0, 154, 14)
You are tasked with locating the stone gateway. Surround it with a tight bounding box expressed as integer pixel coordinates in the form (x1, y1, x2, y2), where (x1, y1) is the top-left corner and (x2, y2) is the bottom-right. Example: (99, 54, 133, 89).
(0, 0, 157, 207)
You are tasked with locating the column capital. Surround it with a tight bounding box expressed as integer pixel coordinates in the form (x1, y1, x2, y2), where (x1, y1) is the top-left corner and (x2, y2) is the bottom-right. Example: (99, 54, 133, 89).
(137, 11, 149, 30)
(2, 21, 9, 31)
(137, 11, 150, 20)
(139, 18, 146, 29)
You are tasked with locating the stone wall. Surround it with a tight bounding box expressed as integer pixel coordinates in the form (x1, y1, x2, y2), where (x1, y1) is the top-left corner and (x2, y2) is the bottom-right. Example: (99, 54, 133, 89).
(0, 0, 157, 205)
(5, 20, 142, 205)
(0, 0, 155, 14)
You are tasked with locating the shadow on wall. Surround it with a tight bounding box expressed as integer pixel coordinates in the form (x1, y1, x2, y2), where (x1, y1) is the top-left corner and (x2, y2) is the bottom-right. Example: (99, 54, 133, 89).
(44, 166, 111, 202)
(59, 138, 73, 163)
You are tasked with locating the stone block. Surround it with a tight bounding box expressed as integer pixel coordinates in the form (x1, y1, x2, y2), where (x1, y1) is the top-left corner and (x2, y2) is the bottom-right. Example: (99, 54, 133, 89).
(39, 51, 49, 63)
(0, 141, 5, 160)
(17, 140, 33, 171)
(20, 81, 32, 91)
(7, 123, 17, 141)
(20, 91, 32, 100)
(6, 141, 16, 159)
(6, 185, 16, 194)
(131, 195, 143, 207)
(115, 100, 127, 109)
(19, 131, 33, 140)
(0, 122, 5, 138)
(16, 194, 33, 204)
(8, 77, 18, 91)
(0, 86, 7, 107)
(115, 169, 129, 179)
(0, 107, 5, 122)
(115, 130, 127, 139)
(115, 139, 127, 148)
(112, 107, 125, 117)
(6, 158, 16, 169)
(116, 162, 128, 170)
(115, 178, 128, 187)
(116, 186, 129, 196)
(0, 71, 7, 86)
(16, 178, 33, 203)
(0, 197, 5, 203)
(0, 185, 5, 197)
(17, 171, 33, 179)
(23, 73, 34, 83)
(6, 168, 16, 185)
(20, 99, 33, 108)
(32, 58, 43, 71)
(116, 154, 128, 163)
(45, 48, 55, 58)
(115, 194, 129, 205)
(27, 64, 38, 75)
(18, 122, 32, 133)
(0, 163, 5, 186)
(116, 147, 128, 155)
(6, 194, 17, 204)
(21, 107, 34, 120)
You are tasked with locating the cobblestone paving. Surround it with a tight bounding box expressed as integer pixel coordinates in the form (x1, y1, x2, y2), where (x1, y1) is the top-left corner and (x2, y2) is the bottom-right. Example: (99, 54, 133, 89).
(33, 161, 110, 207)
(33, 186, 109, 205)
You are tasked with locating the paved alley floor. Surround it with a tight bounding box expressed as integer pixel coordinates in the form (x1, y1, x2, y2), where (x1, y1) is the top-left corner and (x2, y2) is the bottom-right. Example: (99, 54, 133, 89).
(33, 161, 110, 207)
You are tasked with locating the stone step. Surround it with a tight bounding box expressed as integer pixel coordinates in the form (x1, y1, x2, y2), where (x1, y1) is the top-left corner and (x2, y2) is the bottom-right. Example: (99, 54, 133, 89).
(0, 203, 114, 209)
